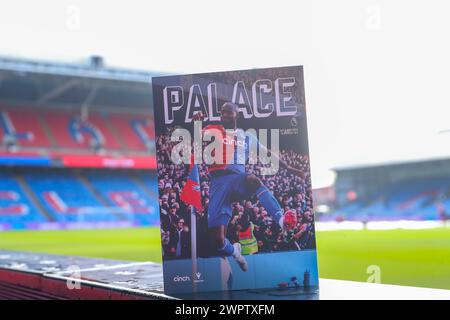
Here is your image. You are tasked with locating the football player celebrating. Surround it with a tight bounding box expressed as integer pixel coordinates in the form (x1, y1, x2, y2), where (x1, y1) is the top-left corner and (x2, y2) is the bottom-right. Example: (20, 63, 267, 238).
(193, 102, 304, 271)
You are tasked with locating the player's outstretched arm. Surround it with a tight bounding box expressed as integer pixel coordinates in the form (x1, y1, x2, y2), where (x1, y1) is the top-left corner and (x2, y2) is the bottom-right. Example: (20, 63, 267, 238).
(259, 143, 305, 178)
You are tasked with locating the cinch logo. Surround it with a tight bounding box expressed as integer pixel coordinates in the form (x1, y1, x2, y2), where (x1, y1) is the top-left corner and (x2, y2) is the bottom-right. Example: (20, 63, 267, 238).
(222, 137, 248, 148)
(173, 275, 190, 282)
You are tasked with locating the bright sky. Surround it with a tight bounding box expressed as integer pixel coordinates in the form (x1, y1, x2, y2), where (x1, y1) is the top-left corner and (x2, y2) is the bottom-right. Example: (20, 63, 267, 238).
(0, 0, 449, 187)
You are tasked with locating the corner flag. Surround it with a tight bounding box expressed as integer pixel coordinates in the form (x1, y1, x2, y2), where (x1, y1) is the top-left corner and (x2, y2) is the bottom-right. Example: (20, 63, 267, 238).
(180, 164, 203, 211)
(180, 164, 203, 291)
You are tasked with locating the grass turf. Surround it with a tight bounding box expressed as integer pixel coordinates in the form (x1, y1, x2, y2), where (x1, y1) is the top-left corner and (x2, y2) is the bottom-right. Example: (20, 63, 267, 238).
(0, 227, 449, 290)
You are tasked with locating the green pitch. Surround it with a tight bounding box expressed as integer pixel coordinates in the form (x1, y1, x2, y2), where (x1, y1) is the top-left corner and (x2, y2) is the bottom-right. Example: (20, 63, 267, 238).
(0, 227, 449, 290)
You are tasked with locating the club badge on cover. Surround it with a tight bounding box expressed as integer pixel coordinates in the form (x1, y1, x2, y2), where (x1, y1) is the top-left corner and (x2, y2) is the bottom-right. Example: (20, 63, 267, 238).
(152, 66, 319, 296)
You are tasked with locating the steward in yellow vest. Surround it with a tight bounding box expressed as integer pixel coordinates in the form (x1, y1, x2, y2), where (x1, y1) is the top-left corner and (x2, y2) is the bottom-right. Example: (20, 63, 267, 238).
(238, 222, 258, 255)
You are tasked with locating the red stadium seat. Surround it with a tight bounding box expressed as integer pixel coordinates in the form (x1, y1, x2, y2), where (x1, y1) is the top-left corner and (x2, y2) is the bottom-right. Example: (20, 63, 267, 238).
(0, 108, 51, 148)
(43, 111, 89, 149)
(108, 113, 155, 151)
(42, 111, 120, 150)
(0, 108, 154, 152)
(86, 113, 121, 150)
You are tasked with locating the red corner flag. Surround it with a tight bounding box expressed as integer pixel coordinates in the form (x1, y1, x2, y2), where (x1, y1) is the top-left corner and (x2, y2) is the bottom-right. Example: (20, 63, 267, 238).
(180, 164, 203, 211)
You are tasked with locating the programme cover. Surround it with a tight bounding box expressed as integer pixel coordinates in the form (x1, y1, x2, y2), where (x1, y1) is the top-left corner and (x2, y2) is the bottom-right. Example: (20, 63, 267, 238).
(152, 66, 319, 295)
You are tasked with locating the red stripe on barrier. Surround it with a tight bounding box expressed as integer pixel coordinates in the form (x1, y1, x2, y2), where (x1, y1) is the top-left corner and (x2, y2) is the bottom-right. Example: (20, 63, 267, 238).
(60, 155, 157, 169)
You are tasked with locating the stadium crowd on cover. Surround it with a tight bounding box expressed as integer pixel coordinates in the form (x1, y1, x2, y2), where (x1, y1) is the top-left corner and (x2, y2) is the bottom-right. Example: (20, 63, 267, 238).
(157, 132, 316, 259)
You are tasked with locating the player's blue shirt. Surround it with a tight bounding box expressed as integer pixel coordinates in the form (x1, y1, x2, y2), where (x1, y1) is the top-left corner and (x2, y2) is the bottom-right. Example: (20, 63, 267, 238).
(203, 125, 261, 175)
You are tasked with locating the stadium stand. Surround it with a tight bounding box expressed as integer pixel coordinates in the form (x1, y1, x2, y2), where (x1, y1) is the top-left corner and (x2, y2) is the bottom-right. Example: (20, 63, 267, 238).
(0, 171, 47, 228)
(42, 110, 118, 150)
(331, 177, 450, 221)
(0, 108, 51, 148)
(85, 170, 158, 225)
(0, 57, 160, 230)
(23, 170, 119, 223)
(0, 168, 160, 229)
(108, 113, 154, 151)
(139, 172, 159, 197)
(0, 107, 155, 153)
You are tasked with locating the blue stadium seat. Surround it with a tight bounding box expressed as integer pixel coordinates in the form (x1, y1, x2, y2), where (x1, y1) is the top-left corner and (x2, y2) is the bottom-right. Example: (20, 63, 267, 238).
(0, 171, 47, 228)
(23, 171, 119, 223)
(332, 177, 450, 221)
(85, 171, 159, 226)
